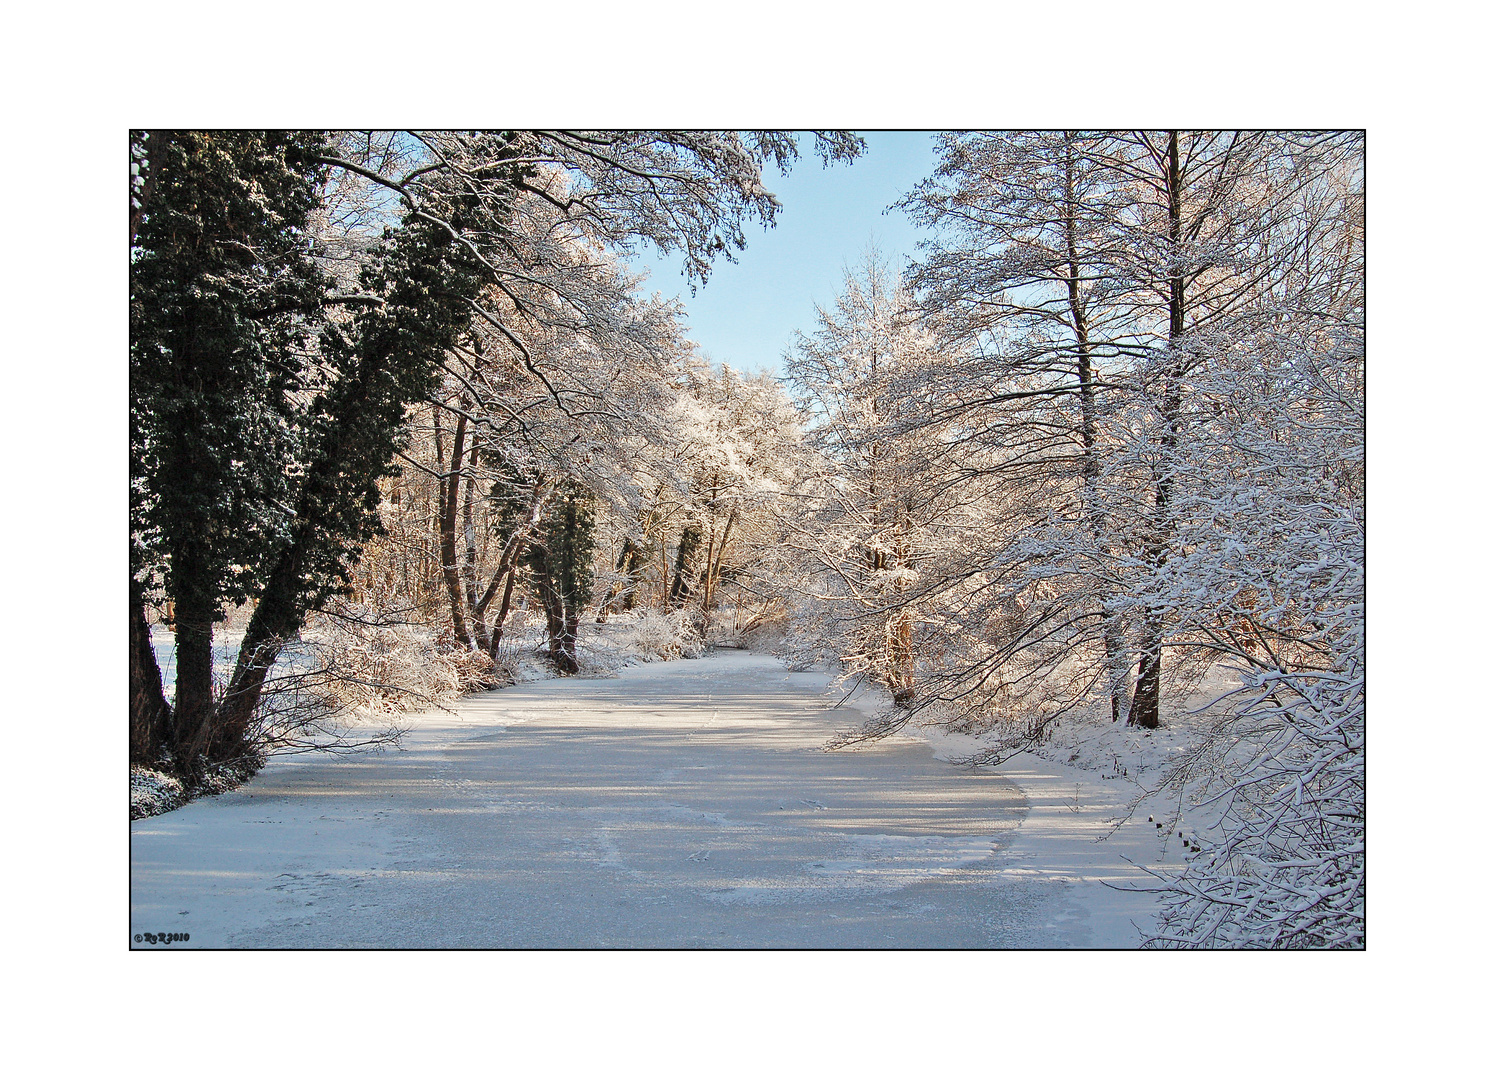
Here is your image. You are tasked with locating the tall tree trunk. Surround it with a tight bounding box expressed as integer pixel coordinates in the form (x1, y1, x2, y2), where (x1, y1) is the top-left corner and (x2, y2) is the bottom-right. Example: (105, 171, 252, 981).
(473, 554, 518, 654)
(129, 578, 172, 764)
(599, 536, 644, 620)
(700, 505, 738, 635)
(529, 544, 574, 673)
(888, 608, 915, 705)
(170, 552, 218, 764)
(437, 408, 473, 648)
(211, 519, 311, 752)
(460, 440, 490, 653)
(1128, 130, 1185, 730)
(475, 481, 547, 651)
(886, 507, 915, 703)
(213, 212, 480, 748)
(1105, 616, 1131, 725)
(700, 519, 718, 629)
(487, 557, 523, 657)
(561, 613, 581, 674)
(1062, 132, 1130, 725)
(619, 538, 646, 612)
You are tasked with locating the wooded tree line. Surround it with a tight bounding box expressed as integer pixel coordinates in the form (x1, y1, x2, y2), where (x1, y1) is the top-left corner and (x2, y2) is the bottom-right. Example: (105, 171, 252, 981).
(130, 129, 860, 776)
(777, 131, 1364, 947)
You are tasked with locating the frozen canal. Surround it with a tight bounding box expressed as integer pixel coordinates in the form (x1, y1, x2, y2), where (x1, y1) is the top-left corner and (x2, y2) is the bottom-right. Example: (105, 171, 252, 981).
(131, 652, 1153, 948)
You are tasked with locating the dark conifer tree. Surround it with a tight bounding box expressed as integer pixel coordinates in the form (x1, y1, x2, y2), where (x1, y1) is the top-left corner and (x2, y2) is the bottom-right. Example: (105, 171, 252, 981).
(210, 212, 497, 750)
(668, 522, 702, 608)
(527, 482, 597, 674)
(129, 130, 332, 763)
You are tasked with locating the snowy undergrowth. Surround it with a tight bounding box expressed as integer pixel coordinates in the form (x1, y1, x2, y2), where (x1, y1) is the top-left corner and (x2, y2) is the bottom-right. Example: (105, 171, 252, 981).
(482, 608, 709, 681)
(827, 662, 1251, 859)
(136, 606, 717, 819)
(130, 767, 185, 819)
(576, 608, 706, 675)
(829, 659, 1363, 948)
(827, 660, 1246, 790)
(130, 756, 263, 821)
(1020, 663, 1246, 785)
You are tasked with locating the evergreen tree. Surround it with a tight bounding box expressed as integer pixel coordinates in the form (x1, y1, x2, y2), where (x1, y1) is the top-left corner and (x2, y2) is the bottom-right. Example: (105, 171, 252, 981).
(527, 482, 597, 674)
(211, 209, 503, 751)
(667, 521, 702, 609)
(131, 131, 525, 764)
(129, 130, 332, 763)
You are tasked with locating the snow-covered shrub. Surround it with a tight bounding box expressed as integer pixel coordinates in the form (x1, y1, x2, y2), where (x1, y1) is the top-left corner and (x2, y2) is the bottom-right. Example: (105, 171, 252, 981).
(1137, 300, 1365, 948)
(242, 599, 501, 756)
(1145, 647, 1364, 948)
(605, 608, 705, 662)
(570, 620, 628, 678)
(131, 753, 268, 818)
(130, 767, 186, 820)
(732, 601, 789, 652)
(539, 608, 712, 678)
(489, 638, 527, 687)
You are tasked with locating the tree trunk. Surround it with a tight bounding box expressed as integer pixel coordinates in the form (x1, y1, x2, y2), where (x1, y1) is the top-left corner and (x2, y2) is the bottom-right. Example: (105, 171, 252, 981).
(599, 536, 644, 620)
(129, 579, 172, 764)
(211, 533, 307, 753)
(619, 538, 645, 612)
(700, 506, 738, 635)
(529, 545, 574, 673)
(888, 608, 915, 705)
(1127, 130, 1185, 730)
(1062, 133, 1130, 725)
(883, 506, 916, 703)
(460, 440, 490, 652)
(659, 537, 671, 607)
(560, 613, 581, 674)
(475, 481, 548, 651)
(437, 408, 473, 648)
(213, 212, 482, 749)
(1129, 649, 1161, 729)
(487, 557, 523, 657)
(668, 523, 701, 608)
(699, 521, 718, 630)
(170, 559, 218, 764)
(1105, 614, 1131, 724)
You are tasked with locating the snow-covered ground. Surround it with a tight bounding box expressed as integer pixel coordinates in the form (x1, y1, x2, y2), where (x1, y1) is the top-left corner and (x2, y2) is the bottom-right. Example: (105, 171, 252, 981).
(837, 677, 1221, 947)
(129, 650, 1201, 948)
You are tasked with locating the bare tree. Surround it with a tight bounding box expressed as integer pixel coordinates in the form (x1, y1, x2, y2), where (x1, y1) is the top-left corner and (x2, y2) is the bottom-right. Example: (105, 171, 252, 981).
(892, 131, 1362, 739)
(780, 249, 956, 705)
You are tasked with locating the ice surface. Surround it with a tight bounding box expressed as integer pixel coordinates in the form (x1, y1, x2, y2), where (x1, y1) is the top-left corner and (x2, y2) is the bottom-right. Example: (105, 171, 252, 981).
(131, 652, 1173, 948)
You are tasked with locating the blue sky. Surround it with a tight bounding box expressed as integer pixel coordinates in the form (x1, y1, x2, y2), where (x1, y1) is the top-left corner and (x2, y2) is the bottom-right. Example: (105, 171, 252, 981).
(626, 131, 939, 376)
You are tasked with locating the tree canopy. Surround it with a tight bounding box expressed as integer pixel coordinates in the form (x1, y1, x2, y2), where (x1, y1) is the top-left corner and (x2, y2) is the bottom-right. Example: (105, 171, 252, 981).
(129, 128, 864, 769)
